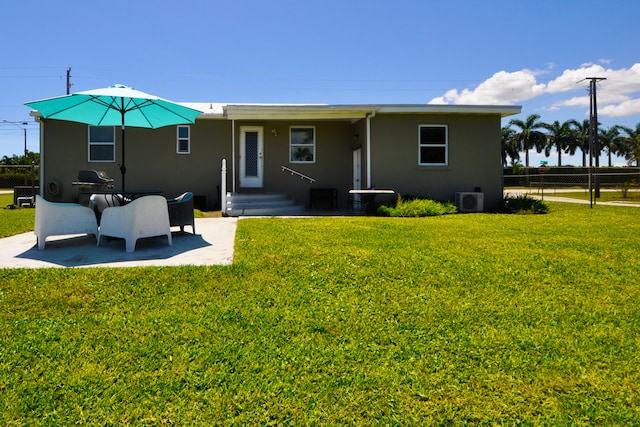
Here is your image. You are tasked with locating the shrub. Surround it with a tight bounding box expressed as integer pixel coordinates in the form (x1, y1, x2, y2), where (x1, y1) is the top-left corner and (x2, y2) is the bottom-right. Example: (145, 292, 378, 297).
(377, 195, 457, 217)
(500, 193, 549, 214)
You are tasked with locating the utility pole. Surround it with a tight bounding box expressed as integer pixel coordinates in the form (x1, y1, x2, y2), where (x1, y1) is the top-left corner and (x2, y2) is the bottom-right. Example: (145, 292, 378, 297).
(2, 120, 29, 159)
(66, 67, 72, 94)
(581, 77, 606, 207)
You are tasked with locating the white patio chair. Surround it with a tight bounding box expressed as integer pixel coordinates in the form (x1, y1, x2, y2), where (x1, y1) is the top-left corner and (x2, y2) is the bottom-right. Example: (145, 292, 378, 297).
(34, 194, 99, 250)
(97, 195, 172, 253)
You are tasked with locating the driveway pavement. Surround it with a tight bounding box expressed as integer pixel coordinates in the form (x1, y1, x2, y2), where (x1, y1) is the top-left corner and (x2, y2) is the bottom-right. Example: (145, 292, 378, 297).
(0, 217, 238, 268)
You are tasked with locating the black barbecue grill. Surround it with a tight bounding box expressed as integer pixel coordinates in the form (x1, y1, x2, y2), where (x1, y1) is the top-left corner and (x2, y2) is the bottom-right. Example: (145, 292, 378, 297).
(76, 170, 115, 187)
(72, 170, 115, 205)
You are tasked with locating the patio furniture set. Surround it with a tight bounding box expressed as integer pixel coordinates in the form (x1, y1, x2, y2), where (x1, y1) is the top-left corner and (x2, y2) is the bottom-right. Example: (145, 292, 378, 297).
(34, 191, 195, 252)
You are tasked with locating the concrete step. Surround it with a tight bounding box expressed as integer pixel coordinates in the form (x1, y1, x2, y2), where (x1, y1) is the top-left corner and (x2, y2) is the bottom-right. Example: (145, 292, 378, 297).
(225, 192, 306, 216)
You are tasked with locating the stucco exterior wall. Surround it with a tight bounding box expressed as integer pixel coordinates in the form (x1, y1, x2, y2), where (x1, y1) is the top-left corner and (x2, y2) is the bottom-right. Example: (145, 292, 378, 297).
(233, 120, 358, 208)
(369, 113, 503, 209)
(41, 119, 231, 209)
(38, 109, 507, 212)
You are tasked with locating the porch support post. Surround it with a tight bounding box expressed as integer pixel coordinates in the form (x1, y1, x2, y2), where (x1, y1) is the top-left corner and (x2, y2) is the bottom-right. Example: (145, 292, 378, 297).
(231, 119, 236, 193)
(366, 111, 376, 188)
(38, 119, 45, 197)
(221, 159, 227, 215)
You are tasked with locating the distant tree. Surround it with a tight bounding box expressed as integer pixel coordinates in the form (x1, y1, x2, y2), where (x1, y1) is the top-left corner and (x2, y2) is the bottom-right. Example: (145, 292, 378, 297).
(508, 114, 547, 168)
(618, 123, 640, 167)
(0, 151, 39, 166)
(542, 120, 575, 167)
(567, 119, 590, 167)
(501, 126, 519, 166)
(599, 126, 625, 167)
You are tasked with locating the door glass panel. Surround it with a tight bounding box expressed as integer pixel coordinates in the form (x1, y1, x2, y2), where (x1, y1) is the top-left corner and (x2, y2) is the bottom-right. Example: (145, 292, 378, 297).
(245, 131, 258, 177)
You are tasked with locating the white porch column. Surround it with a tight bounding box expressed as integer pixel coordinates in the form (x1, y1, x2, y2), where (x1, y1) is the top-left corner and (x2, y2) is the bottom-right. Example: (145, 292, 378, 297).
(366, 111, 376, 188)
(221, 158, 227, 214)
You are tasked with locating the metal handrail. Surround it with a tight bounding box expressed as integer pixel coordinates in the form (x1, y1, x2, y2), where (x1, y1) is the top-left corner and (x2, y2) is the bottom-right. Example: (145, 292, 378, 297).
(281, 165, 316, 183)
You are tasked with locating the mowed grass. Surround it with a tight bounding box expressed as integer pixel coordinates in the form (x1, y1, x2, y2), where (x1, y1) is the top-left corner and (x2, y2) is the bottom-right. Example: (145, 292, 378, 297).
(0, 193, 35, 238)
(1, 201, 639, 425)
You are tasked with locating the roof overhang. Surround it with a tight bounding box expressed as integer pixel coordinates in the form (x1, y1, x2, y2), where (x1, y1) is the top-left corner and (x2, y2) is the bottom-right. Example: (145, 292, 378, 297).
(31, 102, 521, 121)
(189, 103, 521, 120)
(376, 104, 522, 117)
(223, 104, 374, 120)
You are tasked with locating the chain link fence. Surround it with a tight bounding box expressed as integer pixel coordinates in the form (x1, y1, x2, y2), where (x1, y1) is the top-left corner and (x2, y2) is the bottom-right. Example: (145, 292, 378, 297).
(1, 164, 39, 206)
(504, 167, 640, 192)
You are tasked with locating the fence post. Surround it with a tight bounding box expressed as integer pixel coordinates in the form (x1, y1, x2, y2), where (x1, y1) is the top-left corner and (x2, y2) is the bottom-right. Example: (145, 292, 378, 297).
(221, 159, 227, 215)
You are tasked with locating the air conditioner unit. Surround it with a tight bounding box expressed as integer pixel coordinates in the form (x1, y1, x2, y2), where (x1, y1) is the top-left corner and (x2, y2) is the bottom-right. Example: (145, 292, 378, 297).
(455, 192, 484, 212)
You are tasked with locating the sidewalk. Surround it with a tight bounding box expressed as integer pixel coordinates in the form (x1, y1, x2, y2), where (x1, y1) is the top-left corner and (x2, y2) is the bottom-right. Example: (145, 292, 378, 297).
(504, 189, 640, 208)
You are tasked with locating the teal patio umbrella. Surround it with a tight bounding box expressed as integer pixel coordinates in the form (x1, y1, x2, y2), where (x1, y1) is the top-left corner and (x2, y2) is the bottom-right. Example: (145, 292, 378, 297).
(26, 84, 202, 191)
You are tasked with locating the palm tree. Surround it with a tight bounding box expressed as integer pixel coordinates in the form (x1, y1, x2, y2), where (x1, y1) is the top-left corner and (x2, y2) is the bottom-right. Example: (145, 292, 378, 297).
(542, 120, 574, 166)
(508, 114, 547, 168)
(618, 123, 640, 166)
(501, 126, 520, 166)
(599, 126, 625, 167)
(567, 119, 590, 167)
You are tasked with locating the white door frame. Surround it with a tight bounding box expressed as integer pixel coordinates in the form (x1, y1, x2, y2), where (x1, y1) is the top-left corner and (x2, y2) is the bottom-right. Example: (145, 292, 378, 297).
(353, 147, 362, 204)
(239, 126, 264, 188)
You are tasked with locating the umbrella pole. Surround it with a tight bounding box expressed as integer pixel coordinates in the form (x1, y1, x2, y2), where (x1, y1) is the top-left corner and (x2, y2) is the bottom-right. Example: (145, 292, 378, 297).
(119, 108, 126, 192)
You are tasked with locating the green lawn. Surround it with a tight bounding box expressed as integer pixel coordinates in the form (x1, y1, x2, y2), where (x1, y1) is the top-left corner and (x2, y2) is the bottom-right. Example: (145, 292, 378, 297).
(1, 200, 639, 425)
(0, 193, 35, 238)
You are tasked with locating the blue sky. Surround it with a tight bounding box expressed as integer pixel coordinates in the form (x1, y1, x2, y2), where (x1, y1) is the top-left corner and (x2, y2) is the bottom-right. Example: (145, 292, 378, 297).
(1, 0, 639, 165)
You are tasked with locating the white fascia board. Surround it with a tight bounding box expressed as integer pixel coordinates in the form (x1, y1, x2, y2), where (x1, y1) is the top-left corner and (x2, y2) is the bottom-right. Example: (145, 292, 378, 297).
(223, 104, 374, 120)
(376, 104, 522, 117)
(187, 102, 522, 120)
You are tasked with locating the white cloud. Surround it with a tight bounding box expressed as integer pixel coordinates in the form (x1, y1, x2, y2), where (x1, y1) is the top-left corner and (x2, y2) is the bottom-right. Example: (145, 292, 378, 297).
(429, 69, 545, 105)
(431, 62, 640, 118)
(600, 98, 640, 117)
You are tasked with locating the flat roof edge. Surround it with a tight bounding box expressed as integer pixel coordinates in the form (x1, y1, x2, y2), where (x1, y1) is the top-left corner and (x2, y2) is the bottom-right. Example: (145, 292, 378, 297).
(181, 102, 522, 119)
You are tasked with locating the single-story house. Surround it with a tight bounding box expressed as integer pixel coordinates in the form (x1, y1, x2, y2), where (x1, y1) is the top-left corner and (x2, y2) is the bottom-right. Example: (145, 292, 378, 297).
(30, 102, 521, 215)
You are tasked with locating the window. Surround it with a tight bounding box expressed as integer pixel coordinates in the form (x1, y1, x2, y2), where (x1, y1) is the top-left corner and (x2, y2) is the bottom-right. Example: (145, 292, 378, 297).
(290, 126, 315, 163)
(177, 125, 190, 154)
(419, 125, 448, 166)
(88, 126, 115, 162)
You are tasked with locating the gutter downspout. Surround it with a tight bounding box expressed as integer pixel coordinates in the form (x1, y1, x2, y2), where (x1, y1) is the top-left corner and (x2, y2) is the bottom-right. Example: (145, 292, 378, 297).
(366, 111, 376, 188)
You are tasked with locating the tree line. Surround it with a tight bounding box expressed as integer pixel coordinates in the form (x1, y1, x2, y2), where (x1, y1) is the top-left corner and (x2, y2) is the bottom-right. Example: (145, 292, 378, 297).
(502, 114, 640, 168)
(1, 152, 40, 166)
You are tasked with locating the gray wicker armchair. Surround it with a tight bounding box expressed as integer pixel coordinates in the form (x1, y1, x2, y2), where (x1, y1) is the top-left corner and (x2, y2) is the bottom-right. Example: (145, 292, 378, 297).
(89, 193, 125, 225)
(166, 192, 195, 233)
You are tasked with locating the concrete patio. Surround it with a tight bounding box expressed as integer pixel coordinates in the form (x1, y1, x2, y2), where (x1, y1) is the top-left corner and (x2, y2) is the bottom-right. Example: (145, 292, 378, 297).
(0, 217, 238, 268)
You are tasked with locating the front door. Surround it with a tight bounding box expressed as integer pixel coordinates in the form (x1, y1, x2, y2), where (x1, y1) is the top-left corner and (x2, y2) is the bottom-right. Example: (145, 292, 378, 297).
(240, 126, 264, 188)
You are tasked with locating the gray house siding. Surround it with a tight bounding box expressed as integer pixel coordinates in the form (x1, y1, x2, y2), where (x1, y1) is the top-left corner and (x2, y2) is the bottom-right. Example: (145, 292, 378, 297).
(36, 103, 518, 213)
(41, 120, 231, 210)
(369, 113, 503, 210)
(231, 120, 358, 208)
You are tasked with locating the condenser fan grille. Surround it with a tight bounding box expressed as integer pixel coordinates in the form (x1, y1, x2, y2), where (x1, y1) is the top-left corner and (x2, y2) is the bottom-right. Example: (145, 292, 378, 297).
(462, 194, 478, 210)
(455, 192, 484, 212)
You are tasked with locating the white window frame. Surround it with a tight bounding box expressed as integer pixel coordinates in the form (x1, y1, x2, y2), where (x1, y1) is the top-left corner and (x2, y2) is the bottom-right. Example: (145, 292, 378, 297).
(177, 125, 190, 154)
(88, 126, 115, 162)
(289, 126, 316, 164)
(418, 124, 448, 166)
